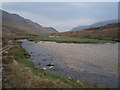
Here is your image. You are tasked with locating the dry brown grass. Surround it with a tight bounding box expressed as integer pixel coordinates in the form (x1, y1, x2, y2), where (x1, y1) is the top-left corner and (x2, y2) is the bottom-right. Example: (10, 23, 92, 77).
(52, 23, 119, 41)
(2, 59, 81, 88)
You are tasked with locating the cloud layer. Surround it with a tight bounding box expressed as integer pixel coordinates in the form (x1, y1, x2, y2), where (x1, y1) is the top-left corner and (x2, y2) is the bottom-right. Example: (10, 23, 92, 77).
(2, 2, 118, 32)
(1, 0, 119, 2)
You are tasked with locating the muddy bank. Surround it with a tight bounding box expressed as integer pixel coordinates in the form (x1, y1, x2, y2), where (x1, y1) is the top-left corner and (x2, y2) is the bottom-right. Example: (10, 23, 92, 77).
(19, 39, 118, 88)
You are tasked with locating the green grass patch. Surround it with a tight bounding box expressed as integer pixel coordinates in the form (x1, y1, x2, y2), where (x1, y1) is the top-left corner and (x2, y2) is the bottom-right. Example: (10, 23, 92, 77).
(28, 37, 116, 44)
(12, 40, 22, 45)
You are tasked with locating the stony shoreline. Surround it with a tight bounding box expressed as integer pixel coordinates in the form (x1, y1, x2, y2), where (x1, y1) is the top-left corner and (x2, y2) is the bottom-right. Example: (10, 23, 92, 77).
(20, 40, 118, 88)
(36, 41, 118, 77)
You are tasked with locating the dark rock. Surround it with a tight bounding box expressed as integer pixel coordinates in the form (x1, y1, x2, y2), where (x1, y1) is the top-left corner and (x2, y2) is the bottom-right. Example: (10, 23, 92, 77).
(53, 69, 56, 71)
(47, 63, 54, 66)
(30, 52, 33, 54)
(43, 59, 46, 61)
(2, 77, 7, 82)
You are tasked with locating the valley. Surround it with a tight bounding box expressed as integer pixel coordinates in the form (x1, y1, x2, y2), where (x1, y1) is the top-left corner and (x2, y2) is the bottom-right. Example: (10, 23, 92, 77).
(1, 8, 119, 89)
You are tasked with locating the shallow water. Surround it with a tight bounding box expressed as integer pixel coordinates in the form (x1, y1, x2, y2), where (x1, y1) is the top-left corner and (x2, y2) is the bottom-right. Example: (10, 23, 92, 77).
(18, 39, 118, 88)
(75, 64, 111, 76)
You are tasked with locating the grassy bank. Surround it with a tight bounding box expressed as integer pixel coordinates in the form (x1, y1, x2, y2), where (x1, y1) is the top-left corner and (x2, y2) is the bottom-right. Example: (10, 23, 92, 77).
(2, 40, 98, 88)
(28, 37, 116, 44)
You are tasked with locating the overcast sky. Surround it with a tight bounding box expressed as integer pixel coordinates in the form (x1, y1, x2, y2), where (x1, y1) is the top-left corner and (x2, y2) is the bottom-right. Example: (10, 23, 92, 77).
(2, 2, 118, 32)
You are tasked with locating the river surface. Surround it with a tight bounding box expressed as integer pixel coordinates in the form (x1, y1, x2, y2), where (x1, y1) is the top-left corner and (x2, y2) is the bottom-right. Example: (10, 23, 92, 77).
(18, 39, 118, 88)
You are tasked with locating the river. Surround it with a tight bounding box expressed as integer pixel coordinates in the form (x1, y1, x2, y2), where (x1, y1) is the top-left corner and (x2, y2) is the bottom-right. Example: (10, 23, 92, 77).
(18, 39, 118, 88)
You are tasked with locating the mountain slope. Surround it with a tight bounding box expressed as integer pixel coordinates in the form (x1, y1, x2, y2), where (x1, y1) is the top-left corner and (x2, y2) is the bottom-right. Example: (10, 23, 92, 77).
(71, 20, 118, 31)
(1, 10, 58, 37)
(53, 23, 119, 41)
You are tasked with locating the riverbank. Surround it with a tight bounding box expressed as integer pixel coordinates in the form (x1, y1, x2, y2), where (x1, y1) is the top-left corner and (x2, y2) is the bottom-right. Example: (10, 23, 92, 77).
(20, 39, 118, 88)
(2, 40, 97, 88)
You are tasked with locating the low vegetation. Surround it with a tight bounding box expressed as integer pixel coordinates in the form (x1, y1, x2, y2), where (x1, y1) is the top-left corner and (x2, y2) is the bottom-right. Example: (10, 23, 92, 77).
(2, 40, 98, 88)
(52, 23, 119, 41)
(28, 37, 116, 44)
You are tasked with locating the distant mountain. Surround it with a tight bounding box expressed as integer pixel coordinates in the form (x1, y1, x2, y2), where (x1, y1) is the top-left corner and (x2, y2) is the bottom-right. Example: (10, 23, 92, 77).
(71, 25, 89, 31)
(71, 20, 118, 31)
(53, 23, 119, 41)
(1, 9, 58, 37)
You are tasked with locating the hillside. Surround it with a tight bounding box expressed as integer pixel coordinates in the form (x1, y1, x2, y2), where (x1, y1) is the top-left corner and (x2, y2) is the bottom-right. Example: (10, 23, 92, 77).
(71, 20, 118, 31)
(53, 23, 119, 41)
(1, 10, 58, 38)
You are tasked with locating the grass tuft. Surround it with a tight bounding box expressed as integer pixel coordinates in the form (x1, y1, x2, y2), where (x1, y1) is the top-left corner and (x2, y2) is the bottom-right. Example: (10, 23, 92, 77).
(28, 37, 116, 44)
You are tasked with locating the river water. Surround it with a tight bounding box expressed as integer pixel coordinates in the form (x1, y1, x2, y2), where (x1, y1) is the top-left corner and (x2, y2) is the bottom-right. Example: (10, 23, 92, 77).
(18, 39, 118, 88)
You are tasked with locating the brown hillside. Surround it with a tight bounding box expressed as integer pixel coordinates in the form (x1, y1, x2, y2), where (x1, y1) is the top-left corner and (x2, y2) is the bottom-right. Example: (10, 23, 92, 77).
(53, 23, 119, 41)
(1, 10, 58, 38)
